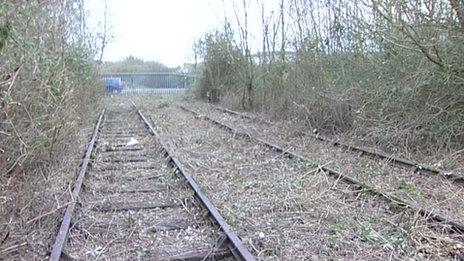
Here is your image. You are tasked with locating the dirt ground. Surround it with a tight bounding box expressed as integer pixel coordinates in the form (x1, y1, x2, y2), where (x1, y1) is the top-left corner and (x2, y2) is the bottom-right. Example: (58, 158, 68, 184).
(131, 94, 464, 260)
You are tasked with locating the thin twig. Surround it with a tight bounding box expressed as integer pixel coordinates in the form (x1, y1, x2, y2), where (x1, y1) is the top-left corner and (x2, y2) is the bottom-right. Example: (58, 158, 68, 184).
(0, 241, 27, 254)
(26, 202, 73, 225)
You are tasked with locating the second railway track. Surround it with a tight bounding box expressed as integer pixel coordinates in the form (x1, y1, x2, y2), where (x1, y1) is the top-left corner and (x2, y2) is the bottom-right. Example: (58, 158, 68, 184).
(49, 101, 253, 260)
(185, 104, 464, 224)
(181, 106, 464, 233)
(211, 105, 463, 182)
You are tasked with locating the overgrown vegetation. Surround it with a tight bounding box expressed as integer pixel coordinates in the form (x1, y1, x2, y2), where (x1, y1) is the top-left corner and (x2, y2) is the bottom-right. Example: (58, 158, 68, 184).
(1, 0, 102, 178)
(194, 0, 464, 154)
(0, 1, 103, 257)
(194, 23, 245, 102)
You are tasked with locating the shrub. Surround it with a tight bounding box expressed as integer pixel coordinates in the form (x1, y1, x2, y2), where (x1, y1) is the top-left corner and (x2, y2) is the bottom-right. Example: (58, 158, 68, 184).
(0, 1, 102, 182)
(194, 23, 246, 102)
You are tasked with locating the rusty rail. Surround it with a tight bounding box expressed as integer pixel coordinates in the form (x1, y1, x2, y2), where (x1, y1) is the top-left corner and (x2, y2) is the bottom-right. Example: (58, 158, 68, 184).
(182, 106, 464, 234)
(211, 105, 463, 183)
(49, 109, 105, 261)
(212, 105, 272, 125)
(132, 102, 255, 261)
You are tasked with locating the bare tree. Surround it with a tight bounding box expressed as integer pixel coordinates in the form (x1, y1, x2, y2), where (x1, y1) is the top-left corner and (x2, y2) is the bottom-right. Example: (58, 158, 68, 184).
(234, 0, 254, 109)
(98, 0, 109, 62)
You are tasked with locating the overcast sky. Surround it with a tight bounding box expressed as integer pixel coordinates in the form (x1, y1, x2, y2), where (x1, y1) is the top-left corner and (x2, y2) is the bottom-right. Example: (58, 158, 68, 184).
(86, 0, 280, 67)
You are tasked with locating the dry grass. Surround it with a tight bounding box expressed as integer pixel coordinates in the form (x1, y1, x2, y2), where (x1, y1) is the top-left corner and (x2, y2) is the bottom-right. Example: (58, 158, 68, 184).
(0, 118, 97, 259)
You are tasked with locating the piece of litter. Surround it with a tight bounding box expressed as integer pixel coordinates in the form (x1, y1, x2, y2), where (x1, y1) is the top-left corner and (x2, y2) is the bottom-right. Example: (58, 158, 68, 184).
(86, 246, 103, 257)
(126, 137, 139, 146)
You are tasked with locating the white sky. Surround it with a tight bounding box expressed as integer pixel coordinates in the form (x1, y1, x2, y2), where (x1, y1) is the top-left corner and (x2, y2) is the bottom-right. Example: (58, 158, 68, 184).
(86, 0, 281, 67)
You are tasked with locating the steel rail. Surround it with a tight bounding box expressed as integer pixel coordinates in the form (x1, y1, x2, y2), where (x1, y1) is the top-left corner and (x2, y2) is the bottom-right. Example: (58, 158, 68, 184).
(49, 109, 105, 261)
(211, 105, 463, 183)
(182, 105, 464, 234)
(212, 105, 272, 125)
(131, 102, 255, 261)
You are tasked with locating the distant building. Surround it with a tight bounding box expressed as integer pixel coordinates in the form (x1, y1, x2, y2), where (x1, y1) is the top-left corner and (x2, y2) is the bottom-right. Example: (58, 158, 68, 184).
(180, 63, 196, 74)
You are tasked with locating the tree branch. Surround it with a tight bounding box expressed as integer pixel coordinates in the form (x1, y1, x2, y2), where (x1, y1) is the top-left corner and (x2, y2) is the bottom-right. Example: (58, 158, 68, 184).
(450, 0, 464, 32)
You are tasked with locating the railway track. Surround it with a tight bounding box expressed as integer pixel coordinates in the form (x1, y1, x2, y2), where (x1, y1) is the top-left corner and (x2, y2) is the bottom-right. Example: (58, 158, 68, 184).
(181, 106, 464, 234)
(211, 105, 464, 183)
(49, 103, 253, 260)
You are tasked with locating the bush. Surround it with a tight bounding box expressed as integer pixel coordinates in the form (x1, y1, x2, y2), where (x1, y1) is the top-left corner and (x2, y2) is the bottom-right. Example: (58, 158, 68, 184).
(0, 1, 102, 182)
(194, 23, 246, 102)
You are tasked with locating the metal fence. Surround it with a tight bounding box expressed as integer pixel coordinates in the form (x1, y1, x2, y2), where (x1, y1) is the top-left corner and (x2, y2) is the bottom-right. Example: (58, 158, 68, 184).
(102, 73, 196, 95)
